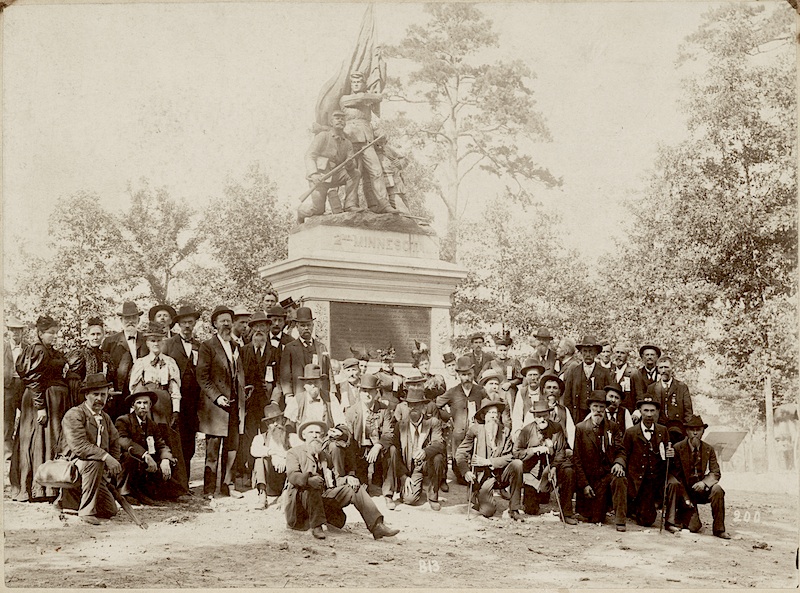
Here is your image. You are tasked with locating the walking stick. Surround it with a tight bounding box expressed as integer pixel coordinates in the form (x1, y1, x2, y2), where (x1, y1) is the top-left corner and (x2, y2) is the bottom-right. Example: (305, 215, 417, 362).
(107, 480, 149, 530)
(660, 447, 671, 534)
(545, 451, 566, 529)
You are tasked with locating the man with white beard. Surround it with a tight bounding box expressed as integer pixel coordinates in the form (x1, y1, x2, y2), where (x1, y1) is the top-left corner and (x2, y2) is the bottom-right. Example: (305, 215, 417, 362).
(250, 403, 290, 509)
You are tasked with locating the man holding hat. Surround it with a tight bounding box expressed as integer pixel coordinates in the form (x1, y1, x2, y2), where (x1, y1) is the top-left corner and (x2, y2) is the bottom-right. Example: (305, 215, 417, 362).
(616, 396, 673, 529)
(162, 305, 202, 482)
(197, 305, 247, 498)
(603, 383, 634, 431)
(572, 390, 627, 530)
(531, 328, 557, 373)
(467, 332, 494, 379)
(342, 373, 400, 508)
(436, 356, 487, 484)
(4, 316, 26, 466)
(563, 336, 614, 426)
(59, 373, 123, 525)
(148, 304, 176, 338)
(664, 415, 730, 539)
(646, 355, 693, 444)
(374, 346, 405, 411)
(513, 400, 577, 523)
(102, 301, 148, 421)
(281, 307, 334, 414)
(250, 403, 290, 509)
(630, 344, 661, 405)
(115, 386, 179, 505)
(456, 399, 524, 520)
(284, 419, 400, 541)
(394, 376, 446, 510)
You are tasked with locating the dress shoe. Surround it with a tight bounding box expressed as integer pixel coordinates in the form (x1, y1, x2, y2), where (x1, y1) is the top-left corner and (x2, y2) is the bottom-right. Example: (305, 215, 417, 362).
(688, 513, 703, 533)
(439, 480, 449, 493)
(256, 491, 268, 510)
(429, 500, 441, 511)
(375, 205, 399, 215)
(227, 484, 244, 499)
(372, 519, 400, 540)
(385, 497, 397, 510)
(80, 516, 102, 525)
(616, 524, 626, 532)
(311, 526, 326, 540)
(562, 515, 578, 525)
(509, 510, 525, 522)
(665, 524, 680, 534)
(573, 513, 590, 523)
(714, 531, 731, 540)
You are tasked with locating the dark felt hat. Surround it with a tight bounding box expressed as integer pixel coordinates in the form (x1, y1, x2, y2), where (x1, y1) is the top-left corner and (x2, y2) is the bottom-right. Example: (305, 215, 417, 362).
(520, 357, 545, 376)
(495, 335, 513, 347)
(539, 373, 564, 394)
(404, 375, 427, 403)
(81, 373, 113, 393)
(576, 336, 602, 351)
(174, 305, 201, 322)
(297, 420, 328, 441)
(442, 352, 456, 364)
(468, 332, 485, 342)
(35, 315, 59, 332)
(266, 305, 287, 318)
(279, 297, 298, 310)
(639, 344, 662, 358)
(300, 364, 323, 381)
(587, 390, 609, 406)
(603, 383, 624, 398)
(232, 306, 252, 320)
(531, 400, 551, 414)
(210, 305, 235, 326)
(474, 398, 506, 423)
(248, 311, 270, 327)
(126, 386, 158, 406)
(295, 307, 314, 322)
(148, 304, 176, 322)
(261, 403, 283, 425)
(685, 415, 708, 429)
(479, 369, 503, 385)
(636, 396, 661, 410)
(118, 301, 143, 317)
(455, 356, 474, 373)
(360, 373, 380, 391)
(534, 327, 553, 340)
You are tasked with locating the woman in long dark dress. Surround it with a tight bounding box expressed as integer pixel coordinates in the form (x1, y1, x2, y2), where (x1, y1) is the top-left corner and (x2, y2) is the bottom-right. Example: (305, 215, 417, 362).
(65, 316, 115, 410)
(15, 315, 69, 501)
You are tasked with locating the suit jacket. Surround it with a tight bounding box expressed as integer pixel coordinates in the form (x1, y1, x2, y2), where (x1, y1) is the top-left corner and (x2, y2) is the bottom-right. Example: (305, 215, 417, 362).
(4, 338, 24, 387)
(344, 399, 394, 449)
(284, 443, 345, 530)
(562, 363, 613, 420)
(61, 403, 121, 462)
(647, 379, 693, 427)
(242, 341, 276, 414)
(455, 421, 513, 476)
(556, 355, 581, 380)
(572, 417, 624, 490)
(611, 362, 638, 412)
(671, 438, 720, 491)
(394, 402, 445, 471)
(620, 422, 669, 498)
(280, 337, 333, 399)
(436, 383, 486, 436)
(469, 350, 494, 379)
(513, 419, 568, 470)
(531, 349, 557, 374)
(161, 334, 201, 430)
(115, 412, 173, 462)
(196, 336, 246, 437)
(481, 357, 522, 382)
(631, 365, 659, 403)
(101, 331, 147, 419)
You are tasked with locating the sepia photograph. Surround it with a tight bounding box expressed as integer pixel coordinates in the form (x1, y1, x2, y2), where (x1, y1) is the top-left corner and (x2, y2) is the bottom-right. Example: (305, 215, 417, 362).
(2, 0, 797, 588)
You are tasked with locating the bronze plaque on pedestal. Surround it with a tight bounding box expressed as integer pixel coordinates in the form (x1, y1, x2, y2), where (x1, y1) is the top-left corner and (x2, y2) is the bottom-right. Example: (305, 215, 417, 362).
(330, 302, 431, 363)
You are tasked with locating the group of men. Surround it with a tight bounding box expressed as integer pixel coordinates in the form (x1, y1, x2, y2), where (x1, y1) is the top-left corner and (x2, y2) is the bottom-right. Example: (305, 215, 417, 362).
(5, 305, 729, 541)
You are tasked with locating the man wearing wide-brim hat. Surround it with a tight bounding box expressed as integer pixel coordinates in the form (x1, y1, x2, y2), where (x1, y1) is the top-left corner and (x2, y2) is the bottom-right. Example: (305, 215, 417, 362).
(436, 355, 487, 485)
(148, 304, 177, 338)
(563, 335, 614, 427)
(249, 403, 289, 509)
(511, 359, 547, 437)
(280, 307, 334, 416)
(531, 327, 557, 374)
(101, 301, 148, 421)
(513, 400, 577, 523)
(601, 383, 634, 431)
(455, 398, 524, 520)
(630, 344, 662, 404)
(479, 369, 513, 428)
(664, 414, 730, 539)
(571, 390, 627, 529)
(393, 375, 446, 510)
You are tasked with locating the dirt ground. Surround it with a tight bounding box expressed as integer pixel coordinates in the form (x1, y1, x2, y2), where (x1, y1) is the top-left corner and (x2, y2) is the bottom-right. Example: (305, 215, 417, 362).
(3, 458, 798, 589)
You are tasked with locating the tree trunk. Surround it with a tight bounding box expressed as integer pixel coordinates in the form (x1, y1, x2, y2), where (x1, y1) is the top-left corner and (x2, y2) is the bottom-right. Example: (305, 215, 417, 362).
(765, 374, 776, 471)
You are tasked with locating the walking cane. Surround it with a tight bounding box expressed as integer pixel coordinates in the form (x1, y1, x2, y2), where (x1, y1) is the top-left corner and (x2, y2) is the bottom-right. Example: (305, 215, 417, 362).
(660, 442, 671, 534)
(107, 480, 148, 530)
(545, 451, 567, 529)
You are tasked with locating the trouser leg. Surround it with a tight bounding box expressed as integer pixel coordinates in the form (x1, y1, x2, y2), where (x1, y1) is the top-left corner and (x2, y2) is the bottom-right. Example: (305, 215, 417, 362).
(298, 184, 329, 220)
(75, 459, 117, 518)
(381, 445, 399, 497)
(501, 459, 524, 512)
(252, 457, 267, 487)
(204, 435, 221, 494)
(611, 474, 628, 525)
(327, 442, 351, 481)
(425, 453, 444, 502)
(709, 484, 726, 534)
(117, 454, 142, 497)
(299, 488, 327, 529)
(342, 169, 362, 211)
(476, 473, 497, 517)
(556, 464, 576, 517)
(348, 484, 383, 532)
(665, 477, 685, 526)
(523, 485, 540, 514)
(179, 420, 196, 481)
(403, 463, 423, 504)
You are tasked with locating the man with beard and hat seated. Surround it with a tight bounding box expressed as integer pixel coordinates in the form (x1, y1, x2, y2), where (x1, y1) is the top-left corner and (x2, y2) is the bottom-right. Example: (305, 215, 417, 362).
(616, 396, 672, 529)
(115, 387, 181, 505)
(250, 403, 290, 509)
(395, 375, 446, 511)
(513, 400, 577, 523)
(664, 415, 730, 539)
(284, 420, 400, 541)
(572, 390, 627, 530)
(456, 399, 524, 520)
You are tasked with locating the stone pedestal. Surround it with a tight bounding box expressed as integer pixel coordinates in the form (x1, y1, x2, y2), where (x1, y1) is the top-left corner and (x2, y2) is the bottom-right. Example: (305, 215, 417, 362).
(258, 214, 466, 372)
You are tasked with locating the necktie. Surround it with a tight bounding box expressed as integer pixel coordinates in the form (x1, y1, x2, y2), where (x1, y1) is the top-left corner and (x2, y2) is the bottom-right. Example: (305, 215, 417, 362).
(151, 356, 161, 367)
(94, 415, 103, 446)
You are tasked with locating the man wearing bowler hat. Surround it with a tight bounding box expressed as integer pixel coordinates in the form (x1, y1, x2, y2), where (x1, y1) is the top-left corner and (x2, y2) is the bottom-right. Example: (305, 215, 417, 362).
(664, 415, 730, 539)
(148, 304, 176, 338)
(531, 327, 557, 373)
(572, 390, 627, 530)
(563, 336, 614, 425)
(281, 307, 334, 416)
(284, 419, 400, 541)
(115, 387, 179, 505)
(161, 305, 202, 482)
(395, 376, 446, 510)
(250, 403, 289, 509)
(456, 399, 524, 520)
(102, 301, 148, 420)
(630, 344, 661, 406)
(197, 305, 247, 498)
(646, 355, 693, 444)
(442, 352, 459, 390)
(436, 355, 487, 485)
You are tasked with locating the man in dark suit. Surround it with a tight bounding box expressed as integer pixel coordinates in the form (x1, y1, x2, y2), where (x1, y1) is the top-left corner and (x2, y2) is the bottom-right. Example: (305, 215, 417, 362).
(59, 373, 123, 525)
(115, 388, 178, 504)
(531, 327, 557, 373)
(284, 420, 400, 541)
(101, 301, 148, 421)
(266, 305, 292, 408)
(280, 307, 333, 413)
(617, 396, 672, 528)
(563, 336, 613, 424)
(572, 390, 627, 530)
(645, 356, 693, 443)
(630, 344, 661, 410)
(197, 305, 246, 498)
(436, 356, 487, 484)
(555, 338, 580, 379)
(664, 415, 730, 539)
(4, 317, 26, 466)
(161, 305, 202, 481)
(467, 332, 494, 379)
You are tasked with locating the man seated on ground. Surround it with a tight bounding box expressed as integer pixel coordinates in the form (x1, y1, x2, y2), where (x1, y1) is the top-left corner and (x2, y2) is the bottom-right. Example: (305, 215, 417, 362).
(394, 375, 446, 511)
(284, 420, 400, 541)
(513, 400, 577, 524)
(115, 388, 180, 505)
(250, 403, 290, 509)
(59, 373, 123, 525)
(572, 390, 627, 531)
(456, 399, 524, 521)
(664, 415, 730, 539)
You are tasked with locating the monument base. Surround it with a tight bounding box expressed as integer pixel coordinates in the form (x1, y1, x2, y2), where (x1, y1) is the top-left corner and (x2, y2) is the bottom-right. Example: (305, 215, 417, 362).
(259, 216, 466, 370)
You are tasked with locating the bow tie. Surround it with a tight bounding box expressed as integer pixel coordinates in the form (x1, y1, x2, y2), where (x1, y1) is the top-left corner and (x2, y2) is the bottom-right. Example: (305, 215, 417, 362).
(127, 335, 136, 341)
(643, 427, 654, 434)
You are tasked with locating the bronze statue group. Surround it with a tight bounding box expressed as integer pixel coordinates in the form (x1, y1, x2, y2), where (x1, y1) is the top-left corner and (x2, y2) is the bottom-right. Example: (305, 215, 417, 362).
(4, 299, 729, 542)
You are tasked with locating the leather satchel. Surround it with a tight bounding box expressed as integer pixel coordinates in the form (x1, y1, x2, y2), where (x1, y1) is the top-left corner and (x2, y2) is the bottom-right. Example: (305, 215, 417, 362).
(34, 458, 79, 489)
